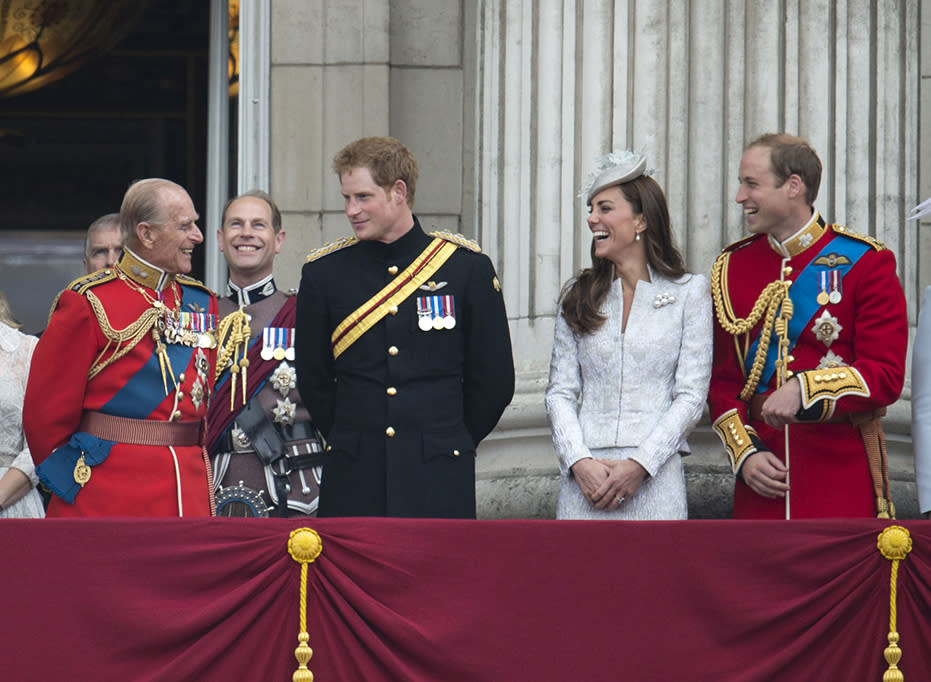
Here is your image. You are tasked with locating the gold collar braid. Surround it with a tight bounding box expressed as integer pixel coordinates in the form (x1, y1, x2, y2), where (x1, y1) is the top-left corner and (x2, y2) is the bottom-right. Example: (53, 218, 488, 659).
(711, 252, 794, 401)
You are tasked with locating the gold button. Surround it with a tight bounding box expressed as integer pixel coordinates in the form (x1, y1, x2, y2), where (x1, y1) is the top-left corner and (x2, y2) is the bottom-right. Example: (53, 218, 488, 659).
(839, 372, 847, 379)
(178, 373, 186, 383)
(783, 266, 793, 277)
(326, 445, 332, 452)
(388, 305, 399, 315)
(388, 265, 399, 275)
(386, 426, 395, 437)
(736, 438, 744, 445)
(173, 410, 182, 419)
(453, 450, 460, 456)
(786, 355, 794, 364)
(785, 370, 793, 378)
(388, 346, 399, 356)
(386, 387, 397, 396)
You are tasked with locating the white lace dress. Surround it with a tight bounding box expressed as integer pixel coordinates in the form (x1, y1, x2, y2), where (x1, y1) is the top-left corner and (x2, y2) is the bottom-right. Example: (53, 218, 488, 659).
(545, 271, 713, 520)
(0, 323, 44, 518)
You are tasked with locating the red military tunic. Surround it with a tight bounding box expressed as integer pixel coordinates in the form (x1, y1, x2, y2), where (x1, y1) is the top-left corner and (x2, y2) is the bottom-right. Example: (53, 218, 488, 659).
(708, 213, 907, 519)
(24, 249, 218, 517)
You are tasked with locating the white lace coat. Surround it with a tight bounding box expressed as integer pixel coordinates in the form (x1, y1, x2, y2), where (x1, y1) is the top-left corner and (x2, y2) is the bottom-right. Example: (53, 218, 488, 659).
(0, 322, 44, 517)
(545, 271, 713, 518)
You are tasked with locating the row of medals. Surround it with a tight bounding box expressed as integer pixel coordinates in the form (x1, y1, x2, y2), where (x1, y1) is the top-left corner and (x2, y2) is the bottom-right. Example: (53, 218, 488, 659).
(159, 308, 218, 349)
(816, 270, 843, 306)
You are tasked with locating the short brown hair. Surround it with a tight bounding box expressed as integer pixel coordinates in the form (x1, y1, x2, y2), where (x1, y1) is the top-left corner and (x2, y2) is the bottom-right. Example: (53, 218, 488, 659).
(221, 189, 282, 233)
(332, 136, 419, 208)
(84, 213, 121, 260)
(747, 133, 822, 205)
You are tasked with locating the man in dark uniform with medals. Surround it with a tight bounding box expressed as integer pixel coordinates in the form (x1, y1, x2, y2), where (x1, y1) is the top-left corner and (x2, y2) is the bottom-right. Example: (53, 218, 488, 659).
(24, 179, 219, 517)
(207, 190, 324, 517)
(296, 136, 515, 518)
(708, 133, 907, 519)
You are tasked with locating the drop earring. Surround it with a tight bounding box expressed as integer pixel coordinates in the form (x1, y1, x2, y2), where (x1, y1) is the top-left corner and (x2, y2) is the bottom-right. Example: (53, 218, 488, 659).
(635, 232, 641, 241)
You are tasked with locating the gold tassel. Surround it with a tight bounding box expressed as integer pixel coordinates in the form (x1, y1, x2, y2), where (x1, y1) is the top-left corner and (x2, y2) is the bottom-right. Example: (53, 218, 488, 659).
(877, 525, 912, 681)
(288, 528, 323, 682)
(214, 306, 252, 410)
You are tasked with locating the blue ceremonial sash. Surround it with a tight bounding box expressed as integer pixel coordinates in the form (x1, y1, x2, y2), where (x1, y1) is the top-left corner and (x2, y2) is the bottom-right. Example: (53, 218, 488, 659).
(744, 235, 871, 393)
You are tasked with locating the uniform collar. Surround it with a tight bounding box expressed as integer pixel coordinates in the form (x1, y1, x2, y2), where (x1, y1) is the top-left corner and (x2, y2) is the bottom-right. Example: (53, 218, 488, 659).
(226, 274, 276, 306)
(116, 247, 174, 292)
(768, 211, 826, 258)
(360, 216, 428, 259)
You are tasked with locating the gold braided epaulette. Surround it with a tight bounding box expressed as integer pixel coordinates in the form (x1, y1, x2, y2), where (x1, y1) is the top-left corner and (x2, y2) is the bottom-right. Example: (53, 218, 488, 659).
(429, 230, 481, 253)
(719, 233, 761, 254)
(831, 225, 886, 251)
(176, 273, 215, 295)
(306, 236, 359, 263)
(67, 269, 118, 295)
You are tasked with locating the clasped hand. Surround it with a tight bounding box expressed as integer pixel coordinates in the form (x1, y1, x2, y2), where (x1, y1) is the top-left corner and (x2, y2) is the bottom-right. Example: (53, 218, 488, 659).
(570, 457, 647, 510)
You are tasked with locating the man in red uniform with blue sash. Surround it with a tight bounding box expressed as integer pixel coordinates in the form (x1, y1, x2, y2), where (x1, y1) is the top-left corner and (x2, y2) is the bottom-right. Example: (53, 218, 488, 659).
(708, 134, 907, 519)
(24, 178, 218, 517)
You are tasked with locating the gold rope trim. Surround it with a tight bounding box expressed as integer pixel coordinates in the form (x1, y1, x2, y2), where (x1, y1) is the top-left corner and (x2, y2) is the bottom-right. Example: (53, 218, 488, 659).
(877, 525, 912, 681)
(711, 253, 793, 400)
(289, 527, 323, 682)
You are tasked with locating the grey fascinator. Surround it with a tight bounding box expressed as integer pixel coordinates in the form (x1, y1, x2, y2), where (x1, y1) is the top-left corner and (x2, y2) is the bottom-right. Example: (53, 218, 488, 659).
(907, 197, 931, 221)
(580, 146, 655, 205)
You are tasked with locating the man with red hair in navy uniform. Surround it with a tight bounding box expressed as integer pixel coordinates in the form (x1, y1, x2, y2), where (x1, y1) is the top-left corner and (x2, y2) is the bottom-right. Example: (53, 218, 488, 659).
(24, 178, 219, 517)
(708, 133, 907, 519)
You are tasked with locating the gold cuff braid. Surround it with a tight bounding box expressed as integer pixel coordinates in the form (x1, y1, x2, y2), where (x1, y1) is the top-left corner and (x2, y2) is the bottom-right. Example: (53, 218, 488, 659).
(797, 366, 869, 408)
(712, 409, 759, 473)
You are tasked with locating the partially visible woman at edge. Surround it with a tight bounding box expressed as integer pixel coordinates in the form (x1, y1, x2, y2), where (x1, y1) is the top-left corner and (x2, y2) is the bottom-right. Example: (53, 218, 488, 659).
(0, 292, 44, 518)
(545, 149, 712, 519)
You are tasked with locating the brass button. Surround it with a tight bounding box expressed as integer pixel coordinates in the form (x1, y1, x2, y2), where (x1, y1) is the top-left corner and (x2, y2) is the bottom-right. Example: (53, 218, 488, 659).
(326, 445, 332, 452)
(388, 265, 399, 275)
(388, 345, 399, 356)
(386, 426, 395, 437)
(386, 387, 397, 396)
(388, 305, 399, 315)
(453, 450, 460, 456)
(783, 266, 793, 277)
(178, 373, 186, 383)
(786, 355, 794, 364)
(785, 370, 794, 378)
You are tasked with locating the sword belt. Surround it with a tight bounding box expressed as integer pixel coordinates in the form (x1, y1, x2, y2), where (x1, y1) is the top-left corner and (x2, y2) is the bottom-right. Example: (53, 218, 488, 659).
(78, 410, 203, 447)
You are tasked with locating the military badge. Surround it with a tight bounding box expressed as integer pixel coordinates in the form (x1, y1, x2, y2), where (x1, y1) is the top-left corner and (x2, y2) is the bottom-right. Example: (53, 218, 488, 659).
(817, 350, 845, 369)
(812, 310, 842, 347)
(419, 281, 448, 292)
(270, 361, 297, 397)
(272, 397, 296, 425)
(814, 253, 851, 268)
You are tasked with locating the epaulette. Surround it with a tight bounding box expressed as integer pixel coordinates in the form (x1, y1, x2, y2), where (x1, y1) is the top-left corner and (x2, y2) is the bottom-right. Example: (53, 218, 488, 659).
(719, 233, 761, 254)
(67, 269, 117, 295)
(429, 230, 481, 253)
(306, 236, 359, 262)
(831, 224, 887, 251)
(176, 273, 215, 294)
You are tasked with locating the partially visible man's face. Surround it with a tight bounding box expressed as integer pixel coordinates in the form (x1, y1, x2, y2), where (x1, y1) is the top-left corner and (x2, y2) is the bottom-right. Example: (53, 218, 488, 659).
(84, 225, 122, 274)
(735, 145, 795, 240)
(144, 188, 203, 275)
(340, 166, 410, 244)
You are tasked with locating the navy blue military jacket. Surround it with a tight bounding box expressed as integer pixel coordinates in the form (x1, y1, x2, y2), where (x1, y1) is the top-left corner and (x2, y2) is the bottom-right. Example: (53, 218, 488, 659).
(296, 219, 515, 518)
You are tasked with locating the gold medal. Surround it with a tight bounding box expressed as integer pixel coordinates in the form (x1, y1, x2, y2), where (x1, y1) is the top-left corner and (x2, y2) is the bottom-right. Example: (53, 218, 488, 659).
(73, 454, 92, 487)
(432, 316, 445, 330)
(816, 291, 830, 306)
(273, 347, 286, 361)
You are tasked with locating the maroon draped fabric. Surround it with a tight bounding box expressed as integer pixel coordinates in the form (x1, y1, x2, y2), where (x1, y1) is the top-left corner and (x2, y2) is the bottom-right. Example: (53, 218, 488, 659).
(3, 518, 930, 681)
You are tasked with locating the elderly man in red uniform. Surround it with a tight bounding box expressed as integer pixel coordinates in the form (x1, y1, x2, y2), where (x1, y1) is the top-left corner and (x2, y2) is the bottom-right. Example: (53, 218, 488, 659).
(24, 178, 218, 517)
(708, 133, 907, 519)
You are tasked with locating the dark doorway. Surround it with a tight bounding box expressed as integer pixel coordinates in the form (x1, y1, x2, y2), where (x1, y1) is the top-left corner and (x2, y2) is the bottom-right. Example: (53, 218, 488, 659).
(0, 1, 211, 334)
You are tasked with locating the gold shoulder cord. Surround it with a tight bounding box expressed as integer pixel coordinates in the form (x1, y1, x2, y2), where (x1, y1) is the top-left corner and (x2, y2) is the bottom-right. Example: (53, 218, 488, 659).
(710, 253, 793, 400)
(214, 306, 251, 410)
(85, 290, 162, 380)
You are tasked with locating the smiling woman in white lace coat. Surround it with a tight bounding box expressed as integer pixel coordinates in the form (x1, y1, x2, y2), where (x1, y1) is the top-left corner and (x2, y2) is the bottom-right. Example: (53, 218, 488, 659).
(0, 292, 44, 518)
(545, 150, 712, 520)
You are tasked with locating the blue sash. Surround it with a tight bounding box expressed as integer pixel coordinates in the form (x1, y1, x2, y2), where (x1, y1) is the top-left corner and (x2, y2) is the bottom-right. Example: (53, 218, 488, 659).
(744, 235, 870, 392)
